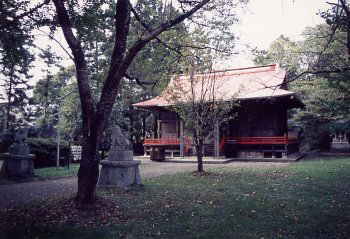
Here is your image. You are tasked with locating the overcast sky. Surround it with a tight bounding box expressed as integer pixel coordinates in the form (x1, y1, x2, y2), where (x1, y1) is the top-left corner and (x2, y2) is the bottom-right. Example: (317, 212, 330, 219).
(223, 0, 333, 67)
(238, 0, 330, 49)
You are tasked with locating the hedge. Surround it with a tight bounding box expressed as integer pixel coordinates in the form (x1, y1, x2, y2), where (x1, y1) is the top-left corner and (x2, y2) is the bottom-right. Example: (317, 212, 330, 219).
(26, 137, 71, 168)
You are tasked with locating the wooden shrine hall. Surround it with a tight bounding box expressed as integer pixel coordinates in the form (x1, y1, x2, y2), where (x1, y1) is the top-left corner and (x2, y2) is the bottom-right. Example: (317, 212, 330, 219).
(133, 64, 303, 160)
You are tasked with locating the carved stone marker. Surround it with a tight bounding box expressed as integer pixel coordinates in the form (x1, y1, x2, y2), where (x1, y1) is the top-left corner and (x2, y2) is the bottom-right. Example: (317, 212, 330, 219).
(98, 126, 141, 188)
(0, 128, 35, 179)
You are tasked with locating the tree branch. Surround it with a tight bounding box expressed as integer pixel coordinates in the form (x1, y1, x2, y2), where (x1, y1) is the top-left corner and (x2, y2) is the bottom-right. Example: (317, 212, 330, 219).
(120, 0, 210, 76)
(106, 0, 131, 84)
(285, 67, 350, 85)
(339, 0, 350, 18)
(98, 0, 211, 126)
(129, 4, 184, 56)
(141, 0, 210, 44)
(36, 29, 74, 60)
(52, 0, 95, 131)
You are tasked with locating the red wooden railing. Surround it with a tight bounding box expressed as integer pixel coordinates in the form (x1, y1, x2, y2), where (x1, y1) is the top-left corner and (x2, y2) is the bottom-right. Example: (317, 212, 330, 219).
(144, 136, 192, 153)
(219, 136, 298, 152)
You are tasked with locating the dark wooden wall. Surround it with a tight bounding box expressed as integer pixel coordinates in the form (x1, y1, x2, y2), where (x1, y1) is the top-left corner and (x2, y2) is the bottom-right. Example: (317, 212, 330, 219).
(226, 100, 288, 137)
(158, 110, 179, 138)
(152, 98, 289, 139)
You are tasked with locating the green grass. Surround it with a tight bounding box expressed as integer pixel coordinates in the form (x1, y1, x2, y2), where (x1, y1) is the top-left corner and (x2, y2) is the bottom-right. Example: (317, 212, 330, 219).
(3, 157, 350, 238)
(34, 164, 80, 178)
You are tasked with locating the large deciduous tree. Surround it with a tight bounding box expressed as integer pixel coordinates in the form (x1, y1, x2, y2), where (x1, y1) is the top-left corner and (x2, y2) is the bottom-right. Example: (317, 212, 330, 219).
(50, 0, 246, 205)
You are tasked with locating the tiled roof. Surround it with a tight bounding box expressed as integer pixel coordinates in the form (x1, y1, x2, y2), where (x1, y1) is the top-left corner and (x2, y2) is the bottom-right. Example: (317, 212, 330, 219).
(133, 64, 296, 108)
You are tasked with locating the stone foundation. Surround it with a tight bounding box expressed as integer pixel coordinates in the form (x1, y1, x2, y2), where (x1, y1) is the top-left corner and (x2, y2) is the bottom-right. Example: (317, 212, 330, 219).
(237, 151, 264, 158)
(0, 153, 35, 179)
(237, 151, 287, 159)
(98, 160, 141, 188)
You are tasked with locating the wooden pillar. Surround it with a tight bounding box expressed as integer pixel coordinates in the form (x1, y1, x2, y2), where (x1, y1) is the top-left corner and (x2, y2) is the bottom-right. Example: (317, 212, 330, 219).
(284, 106, 288, 158)
(142, 115, 146, 139)
(214, 121, 220, 158)
(152, 112, 157, 138)
(179, 120, 184, 157)
(157, 120, 161, 138)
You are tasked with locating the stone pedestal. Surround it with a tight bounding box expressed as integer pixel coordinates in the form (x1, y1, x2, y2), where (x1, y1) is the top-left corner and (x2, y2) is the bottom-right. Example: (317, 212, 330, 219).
(0, 153, 35, 179)
(98, 159, 141, 188)
(98, 126, 142, 189)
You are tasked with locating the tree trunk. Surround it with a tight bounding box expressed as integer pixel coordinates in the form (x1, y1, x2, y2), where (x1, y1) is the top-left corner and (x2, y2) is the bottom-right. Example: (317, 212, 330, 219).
(76, 157, 99, 205)
(6, 74, 13, 130)
(76, 124, 101, 205)
(196, 140, 204, 172)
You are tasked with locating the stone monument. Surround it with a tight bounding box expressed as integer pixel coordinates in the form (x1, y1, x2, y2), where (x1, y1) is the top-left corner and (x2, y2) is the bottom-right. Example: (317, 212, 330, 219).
(0, 128, 35, 179)
(98, 126, 141, 188)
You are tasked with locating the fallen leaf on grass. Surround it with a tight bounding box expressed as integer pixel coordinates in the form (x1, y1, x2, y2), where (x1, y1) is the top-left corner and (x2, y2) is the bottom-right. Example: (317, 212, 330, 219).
(0, 197, 128, 231)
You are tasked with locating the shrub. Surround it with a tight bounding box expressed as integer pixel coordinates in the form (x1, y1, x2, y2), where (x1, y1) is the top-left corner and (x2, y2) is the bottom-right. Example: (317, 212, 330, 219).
(0, 131, 14, 153)
(294, 112, 332, 152)
(27, 137, 71, 168)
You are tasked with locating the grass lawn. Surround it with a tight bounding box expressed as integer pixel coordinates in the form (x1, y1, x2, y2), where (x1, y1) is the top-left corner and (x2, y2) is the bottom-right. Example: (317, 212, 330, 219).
(1, 157, 350, 239)
(34, 164, 80, 178)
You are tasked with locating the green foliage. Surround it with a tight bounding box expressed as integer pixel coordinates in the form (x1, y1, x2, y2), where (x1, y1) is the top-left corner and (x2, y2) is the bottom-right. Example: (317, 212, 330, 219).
(293, 26, 350, 150)
(291, 77, 345, 151)
(294, 112, 332, 151)
(32, 65, 82, 140)
(27, 137, 70, 168)
(58, 82, 82, 140)
(32, 0, 214, 152)
(320, 0, 350, 67)
(253, 23, 350, 151)
(29, 0, 247, 158)
(33, 65, 73, 126)
(0, 0, 34, 75)
(0, 0, 51, 129)
(253, 35, 302, 78)
(128, 0, 188, 92)
(301, 24, 348, 70)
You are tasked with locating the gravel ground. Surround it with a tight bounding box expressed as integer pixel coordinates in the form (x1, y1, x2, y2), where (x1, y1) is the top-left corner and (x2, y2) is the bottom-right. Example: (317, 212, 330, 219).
(0, 159, 289, 209)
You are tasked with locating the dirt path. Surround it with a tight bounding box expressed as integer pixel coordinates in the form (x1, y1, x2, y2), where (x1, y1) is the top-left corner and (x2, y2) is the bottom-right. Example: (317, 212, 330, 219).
(0, 160, 289, 209)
